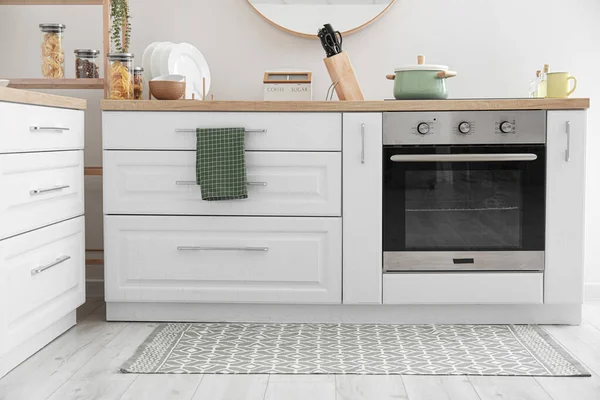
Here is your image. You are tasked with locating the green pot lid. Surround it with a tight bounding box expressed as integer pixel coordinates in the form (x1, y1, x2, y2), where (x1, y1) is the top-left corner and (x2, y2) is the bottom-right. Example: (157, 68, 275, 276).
(394, 64, 448, 72)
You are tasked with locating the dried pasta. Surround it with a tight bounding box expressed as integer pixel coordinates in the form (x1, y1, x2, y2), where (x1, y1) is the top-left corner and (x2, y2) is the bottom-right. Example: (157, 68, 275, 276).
(41, 33, 64, 78)
(109, 61, 133, 100)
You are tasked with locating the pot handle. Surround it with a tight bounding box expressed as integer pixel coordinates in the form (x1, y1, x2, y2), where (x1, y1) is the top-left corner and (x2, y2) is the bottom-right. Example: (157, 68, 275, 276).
(386, 74, 395, 80)
(437, 71, 458, 78)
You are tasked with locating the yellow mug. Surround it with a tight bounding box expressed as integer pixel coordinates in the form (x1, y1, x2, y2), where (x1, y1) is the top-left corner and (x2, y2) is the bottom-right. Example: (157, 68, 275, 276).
(547, 72, 577, 98)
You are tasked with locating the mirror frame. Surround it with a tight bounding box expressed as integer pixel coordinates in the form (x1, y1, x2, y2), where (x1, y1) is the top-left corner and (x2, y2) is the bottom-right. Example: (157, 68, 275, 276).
(246, 0, 396, 39)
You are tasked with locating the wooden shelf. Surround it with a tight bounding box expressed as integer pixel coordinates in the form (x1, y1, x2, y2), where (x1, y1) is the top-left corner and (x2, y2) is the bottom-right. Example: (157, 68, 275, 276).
(85, 167, 103, 176)
(0, 1, 102, 5)
(8, 78, 104, 90)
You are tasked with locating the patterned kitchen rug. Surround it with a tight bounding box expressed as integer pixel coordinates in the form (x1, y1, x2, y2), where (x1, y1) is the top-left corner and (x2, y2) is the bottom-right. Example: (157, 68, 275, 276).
(120, 323, 590, 376)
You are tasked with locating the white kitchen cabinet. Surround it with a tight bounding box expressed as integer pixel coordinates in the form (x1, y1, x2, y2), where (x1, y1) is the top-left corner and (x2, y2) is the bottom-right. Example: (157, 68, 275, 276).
(342, 113, 382, 304)
(545, 111, 586, 304)
(104, 216, 342, 304)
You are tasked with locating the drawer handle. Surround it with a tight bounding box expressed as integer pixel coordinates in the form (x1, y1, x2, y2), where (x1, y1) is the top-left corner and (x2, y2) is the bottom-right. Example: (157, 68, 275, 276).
(176, 181, 267, 187)
(30, 184, 70, 196)
(175, 129, 267, 134)
(31, 255, 71, 276)
(30, 126, 70, 132)
(177, 246, 269, 252)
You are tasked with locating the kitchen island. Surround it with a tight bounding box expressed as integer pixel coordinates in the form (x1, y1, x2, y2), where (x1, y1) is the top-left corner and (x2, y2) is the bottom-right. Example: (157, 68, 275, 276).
(100, 98, 589, 325)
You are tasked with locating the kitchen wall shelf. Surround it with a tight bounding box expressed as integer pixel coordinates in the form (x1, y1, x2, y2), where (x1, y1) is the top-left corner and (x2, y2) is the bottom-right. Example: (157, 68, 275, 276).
(2, 0, 118, 98)
(84, 167, 103, 176)
(8, 78, 104, 90)
(0, 1, 102, 4)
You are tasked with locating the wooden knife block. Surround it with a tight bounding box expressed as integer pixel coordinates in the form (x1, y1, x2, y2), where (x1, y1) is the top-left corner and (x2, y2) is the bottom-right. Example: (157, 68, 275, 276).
(323, 52, 364, 101)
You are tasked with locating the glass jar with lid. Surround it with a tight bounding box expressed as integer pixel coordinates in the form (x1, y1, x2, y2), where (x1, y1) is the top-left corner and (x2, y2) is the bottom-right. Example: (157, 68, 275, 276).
(107, 53, 134, 100)
(74, 49, 100, 79)
(40, 23, 66, 79)
(133, 67, 144, 100)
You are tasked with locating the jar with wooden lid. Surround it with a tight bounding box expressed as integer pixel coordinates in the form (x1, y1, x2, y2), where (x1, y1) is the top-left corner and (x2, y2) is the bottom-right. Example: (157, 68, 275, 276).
(133, 67, 144, 100)
(107, 53, 134, 100)
(74, 49, 100, 79)
(40, 23, 66, 79)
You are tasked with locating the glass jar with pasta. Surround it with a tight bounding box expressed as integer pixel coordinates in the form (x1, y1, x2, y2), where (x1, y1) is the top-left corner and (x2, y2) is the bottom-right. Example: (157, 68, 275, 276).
(107, 53, 134, 100)
(40, 23, 66, 79)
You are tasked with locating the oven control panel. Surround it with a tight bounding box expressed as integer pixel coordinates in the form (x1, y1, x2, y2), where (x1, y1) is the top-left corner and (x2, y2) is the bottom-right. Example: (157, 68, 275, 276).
(383, 111, 546, 145)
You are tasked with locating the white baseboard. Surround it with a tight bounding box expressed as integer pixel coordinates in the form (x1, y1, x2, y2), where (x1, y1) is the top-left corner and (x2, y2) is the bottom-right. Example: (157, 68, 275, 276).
(585, 283, 600, 299)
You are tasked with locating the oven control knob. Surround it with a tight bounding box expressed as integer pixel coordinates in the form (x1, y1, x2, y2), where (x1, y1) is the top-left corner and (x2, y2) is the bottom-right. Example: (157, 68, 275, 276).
(458, 122, 471, 134)
(417, 123, 430, 135)
(499, 121, 514, 133)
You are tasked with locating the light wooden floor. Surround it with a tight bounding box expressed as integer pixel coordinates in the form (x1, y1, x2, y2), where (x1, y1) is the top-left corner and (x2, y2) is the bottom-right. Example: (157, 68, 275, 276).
(1, 301, 599, 400)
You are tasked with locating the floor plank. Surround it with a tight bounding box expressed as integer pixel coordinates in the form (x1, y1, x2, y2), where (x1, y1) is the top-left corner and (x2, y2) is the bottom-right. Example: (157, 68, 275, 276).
(68, 322, 158, 381)
(119, 375, 203, 400)
(264, 375, 336, 400)
(401, 376, 480, 400)
(46, 377, 135, 400)
(0, 320, 127, 400)
(469, 376, 552, 400)
(191, 375, 269, 400)
(76, 299, 104, 321)
(536, 374, 600, 400)
(336, 375, 408, 400)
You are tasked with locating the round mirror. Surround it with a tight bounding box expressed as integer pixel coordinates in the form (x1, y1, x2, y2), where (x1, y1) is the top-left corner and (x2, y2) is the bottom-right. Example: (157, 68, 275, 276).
(247, 0, 396, 38)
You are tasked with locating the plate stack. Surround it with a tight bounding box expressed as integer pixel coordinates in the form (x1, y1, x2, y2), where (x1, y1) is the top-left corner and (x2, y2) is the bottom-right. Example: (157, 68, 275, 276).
(142, 42, 211, 100)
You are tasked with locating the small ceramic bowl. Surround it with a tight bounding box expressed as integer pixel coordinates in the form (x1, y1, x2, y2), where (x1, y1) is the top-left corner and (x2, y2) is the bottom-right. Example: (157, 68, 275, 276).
(149, 75, 186, 100)
(0, 79, 10, 87)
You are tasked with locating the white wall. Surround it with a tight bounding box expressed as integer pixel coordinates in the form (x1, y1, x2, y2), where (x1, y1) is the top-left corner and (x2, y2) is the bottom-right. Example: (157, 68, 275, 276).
(1, 0, 599, 296)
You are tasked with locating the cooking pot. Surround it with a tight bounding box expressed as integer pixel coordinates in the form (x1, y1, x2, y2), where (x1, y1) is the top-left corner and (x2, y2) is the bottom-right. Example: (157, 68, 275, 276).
(386, 55, 457, 100)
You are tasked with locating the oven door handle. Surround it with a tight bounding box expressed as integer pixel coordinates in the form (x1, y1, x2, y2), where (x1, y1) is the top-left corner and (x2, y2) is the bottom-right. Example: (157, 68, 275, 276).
(390, 153, 538, 163)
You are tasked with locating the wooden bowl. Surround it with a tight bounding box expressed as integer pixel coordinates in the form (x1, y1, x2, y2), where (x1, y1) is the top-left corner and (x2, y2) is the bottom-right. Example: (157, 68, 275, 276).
(149, 80, 186, 100)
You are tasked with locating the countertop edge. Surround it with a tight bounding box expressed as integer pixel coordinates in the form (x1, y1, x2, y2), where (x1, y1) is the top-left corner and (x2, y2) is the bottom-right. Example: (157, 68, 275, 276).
(99, 98, 590, 112)
(0, 87, 87, 110)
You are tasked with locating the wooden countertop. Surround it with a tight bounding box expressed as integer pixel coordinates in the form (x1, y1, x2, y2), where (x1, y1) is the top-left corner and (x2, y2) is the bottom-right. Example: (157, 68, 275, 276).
(100, 98, 589, 112)
(0, 87, 87, 110)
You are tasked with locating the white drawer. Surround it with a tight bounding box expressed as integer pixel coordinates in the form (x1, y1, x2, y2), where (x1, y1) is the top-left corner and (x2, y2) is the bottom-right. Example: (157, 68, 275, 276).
(0, 217, 85, 355)
(383, 273, 543, 304)
(105, 216, 342, 304)
(0, 102, 84, 154)
(104, 151, 341, 216)
(0, 151, 84, 239)
(102, 112, 341, 151)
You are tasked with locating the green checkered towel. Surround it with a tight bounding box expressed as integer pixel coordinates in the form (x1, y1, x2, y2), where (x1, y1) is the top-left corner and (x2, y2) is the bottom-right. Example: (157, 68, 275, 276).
(196, 128, 248, 201)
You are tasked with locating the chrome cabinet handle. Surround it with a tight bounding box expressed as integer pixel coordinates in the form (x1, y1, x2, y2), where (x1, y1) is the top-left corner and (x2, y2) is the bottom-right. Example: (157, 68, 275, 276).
(390, 154, 538, 163)
(30, 184, 70, 195)
(177, 246, 269, 252)
(175, 181, 267, 186)
(361, 123, 365, 164)
(31, 255, 71, 276)
(566, 121, 571, 162)
(175, 129, 267, 134)
(30, 126, 70, 132)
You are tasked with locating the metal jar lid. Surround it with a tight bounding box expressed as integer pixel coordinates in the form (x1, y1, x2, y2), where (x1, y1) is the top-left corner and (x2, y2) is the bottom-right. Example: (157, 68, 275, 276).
(133, 67, 144, 72)
(107, 52, 134, 61)
(39, 23, 66, 33)
(74, 49, 100, 57)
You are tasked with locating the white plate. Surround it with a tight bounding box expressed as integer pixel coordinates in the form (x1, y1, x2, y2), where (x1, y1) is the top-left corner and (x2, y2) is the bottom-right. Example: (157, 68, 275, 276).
(151, 42, 173, 80)
(142, 41, 161, 82)
(168, 43, 210, 100)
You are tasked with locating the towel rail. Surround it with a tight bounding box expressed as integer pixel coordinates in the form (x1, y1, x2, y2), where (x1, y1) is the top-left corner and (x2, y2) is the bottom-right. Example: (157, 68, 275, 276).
(176, 181, 267, 186)
(175, 129, 267, 134)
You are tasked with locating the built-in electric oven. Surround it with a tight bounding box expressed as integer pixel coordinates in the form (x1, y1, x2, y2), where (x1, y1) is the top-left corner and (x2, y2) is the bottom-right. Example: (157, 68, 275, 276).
(382, 111, 547, 272)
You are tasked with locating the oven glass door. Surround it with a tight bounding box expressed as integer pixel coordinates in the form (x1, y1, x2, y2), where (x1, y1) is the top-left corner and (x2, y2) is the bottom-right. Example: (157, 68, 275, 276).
(383, 145, 546, 271)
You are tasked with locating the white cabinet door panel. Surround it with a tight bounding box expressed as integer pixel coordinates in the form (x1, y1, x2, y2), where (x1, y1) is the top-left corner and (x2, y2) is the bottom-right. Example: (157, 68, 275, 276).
(103, 151, 341, 216)
(104, 216, 342, 304)
(342, 113, 382, 304)
(0, 150, 84, 239)
(545, 111, 586, 304)
(0, 102, 83, 154)
(103, 112, 341, 151)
